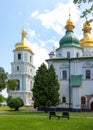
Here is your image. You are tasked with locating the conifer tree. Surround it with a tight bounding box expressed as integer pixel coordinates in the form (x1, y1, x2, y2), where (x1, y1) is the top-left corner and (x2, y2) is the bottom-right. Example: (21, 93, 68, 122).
(32, 63, 60, 109)
(32, 63, 48, 108)
(47, 64, 60, 106)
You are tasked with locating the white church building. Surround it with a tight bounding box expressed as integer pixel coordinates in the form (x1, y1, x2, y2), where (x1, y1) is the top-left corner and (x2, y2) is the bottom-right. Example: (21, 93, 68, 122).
(47, 15, 93, 111)
(8, 29, 35, 106)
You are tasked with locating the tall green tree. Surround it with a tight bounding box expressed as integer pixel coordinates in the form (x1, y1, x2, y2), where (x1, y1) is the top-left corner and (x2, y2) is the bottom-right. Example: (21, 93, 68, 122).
(32, 63, 48, 108)
(0, 67, 8, 91)
(73, 0, 93, 19)
(32, 63, 60, 108)
(47, 64, 60, 106)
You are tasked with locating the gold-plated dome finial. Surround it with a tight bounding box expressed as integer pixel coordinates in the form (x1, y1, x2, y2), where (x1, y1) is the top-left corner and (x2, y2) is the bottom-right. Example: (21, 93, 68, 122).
(65, 11, 74, 31)
(22, 28, 27, 40)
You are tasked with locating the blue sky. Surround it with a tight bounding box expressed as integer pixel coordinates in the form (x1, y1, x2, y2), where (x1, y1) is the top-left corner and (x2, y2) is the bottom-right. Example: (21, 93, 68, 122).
(0, 0, 89, 74)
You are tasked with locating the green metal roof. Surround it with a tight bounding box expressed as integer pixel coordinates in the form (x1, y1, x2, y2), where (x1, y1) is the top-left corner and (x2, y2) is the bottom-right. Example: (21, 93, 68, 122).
(59, 30, 80, 47)
(70, 75, 82, 87)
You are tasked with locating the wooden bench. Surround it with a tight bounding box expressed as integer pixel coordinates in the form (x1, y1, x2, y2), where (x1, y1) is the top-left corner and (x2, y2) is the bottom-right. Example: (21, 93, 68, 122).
(60, 111, 69, 119)
(49, 111, 60, 119)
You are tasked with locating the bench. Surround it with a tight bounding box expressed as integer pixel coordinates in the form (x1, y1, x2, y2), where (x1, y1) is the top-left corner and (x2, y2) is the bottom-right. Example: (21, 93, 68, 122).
(49, 111, 60, 119)
(60, 111, 69, 119)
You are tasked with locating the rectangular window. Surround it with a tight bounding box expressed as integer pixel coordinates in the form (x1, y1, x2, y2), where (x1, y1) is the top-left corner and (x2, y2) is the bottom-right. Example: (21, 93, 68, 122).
(17, 66, 19, 71)
(18, 53, 21, 60)
(86, 70, 90, 79)
(67, 52, 70, 58)
(62, 70, 67, 79)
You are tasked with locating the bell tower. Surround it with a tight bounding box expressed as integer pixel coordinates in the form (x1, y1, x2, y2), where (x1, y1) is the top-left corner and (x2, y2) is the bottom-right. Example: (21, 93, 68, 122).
(9, 29, 35, 106)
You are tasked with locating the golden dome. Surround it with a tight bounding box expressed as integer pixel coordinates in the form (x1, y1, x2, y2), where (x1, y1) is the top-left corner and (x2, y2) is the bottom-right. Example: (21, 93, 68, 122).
(83, 21, 91, 30)
(80, 20, 93, 47)
(65, 14, 74, 31)
(14, 29, 32, 52)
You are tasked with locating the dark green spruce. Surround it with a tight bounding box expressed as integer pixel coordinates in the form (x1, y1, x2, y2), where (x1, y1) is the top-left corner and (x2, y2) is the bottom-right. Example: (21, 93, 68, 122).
(32, 63, 60, 110)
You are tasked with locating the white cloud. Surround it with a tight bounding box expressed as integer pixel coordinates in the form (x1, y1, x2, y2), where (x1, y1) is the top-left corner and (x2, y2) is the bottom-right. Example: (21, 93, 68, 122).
(30, 42, 48, 70)
(28, 28, 46, 47)
(28, 28, 36, 37)
(27, 28, 48, 70)
(47, 38, 59, 49)
(31, 10, 39, 17)
(31, 2, 80, 35)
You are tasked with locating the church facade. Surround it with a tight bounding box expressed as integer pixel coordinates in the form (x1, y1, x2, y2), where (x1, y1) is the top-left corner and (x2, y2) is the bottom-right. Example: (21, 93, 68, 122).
(47, 15, 93, 111)
(8, 29, 35, 106)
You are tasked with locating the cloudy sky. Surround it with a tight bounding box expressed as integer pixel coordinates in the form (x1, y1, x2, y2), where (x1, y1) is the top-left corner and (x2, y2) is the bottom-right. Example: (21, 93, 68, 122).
(0, 0, 89, 74)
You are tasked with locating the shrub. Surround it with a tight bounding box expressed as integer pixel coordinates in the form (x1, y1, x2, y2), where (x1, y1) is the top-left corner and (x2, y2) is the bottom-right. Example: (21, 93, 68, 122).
(7, 97, 24, 111)
(7, 95, 12, 104)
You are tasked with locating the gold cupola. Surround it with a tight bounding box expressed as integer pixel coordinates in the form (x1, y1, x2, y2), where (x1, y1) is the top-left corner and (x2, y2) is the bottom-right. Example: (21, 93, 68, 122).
(80, 20, 93, 47)
(14, 29, 32, 52)
(65, 14, 75, 31)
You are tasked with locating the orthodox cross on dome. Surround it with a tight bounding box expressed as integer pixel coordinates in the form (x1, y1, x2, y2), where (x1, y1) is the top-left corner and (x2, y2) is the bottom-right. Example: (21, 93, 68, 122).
(68, 7, 71, 20)
(21, 29, 27, 40)
(65, 9, 74, 31)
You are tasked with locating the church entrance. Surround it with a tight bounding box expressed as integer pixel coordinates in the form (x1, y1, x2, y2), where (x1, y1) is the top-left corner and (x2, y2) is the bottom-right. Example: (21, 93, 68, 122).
(90, 102, 93, 111)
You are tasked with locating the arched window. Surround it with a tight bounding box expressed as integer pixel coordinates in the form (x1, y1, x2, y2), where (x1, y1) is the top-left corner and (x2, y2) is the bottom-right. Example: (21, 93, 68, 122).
(18, 53, 21, 60)
(76, 52, 79, 58)
(62, 70, 67, 79)
(62, 97, 66, 103)
(81, 96, 86, 104)
(67, 52, 70, 58)
(86, 70, 90, 79)
(16, 80, 20, 90)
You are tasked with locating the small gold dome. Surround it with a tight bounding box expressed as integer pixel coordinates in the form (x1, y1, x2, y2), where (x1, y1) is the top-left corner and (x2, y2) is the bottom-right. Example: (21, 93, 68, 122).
(14, 29, 32, 52)
(80, 20, 93, 47)
(83, 20, 91, 31)
(65, 14, 74, 31)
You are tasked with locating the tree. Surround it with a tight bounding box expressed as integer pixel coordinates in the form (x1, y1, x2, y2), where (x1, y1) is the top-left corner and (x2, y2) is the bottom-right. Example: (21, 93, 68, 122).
(32, 63, 60, 109)
(0, 94, 5, 105)
(0, 67, 8, 91)
(7, 97, 24, 111)
(0, 67, 18, 94)
(73, 0, 93, 19)
(32, 63, 48, 108)
(7, 79, 18, 91)
(47, 64, 60, 106)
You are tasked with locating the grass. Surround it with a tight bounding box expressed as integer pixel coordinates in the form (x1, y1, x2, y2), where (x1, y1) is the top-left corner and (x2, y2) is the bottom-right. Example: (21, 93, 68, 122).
(0, 106, 93, 130)
(0, 105, 32, 111)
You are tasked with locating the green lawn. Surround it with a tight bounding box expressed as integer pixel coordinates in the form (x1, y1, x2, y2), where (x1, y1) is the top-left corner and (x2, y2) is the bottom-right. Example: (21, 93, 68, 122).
(0, 106, 93, 130)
